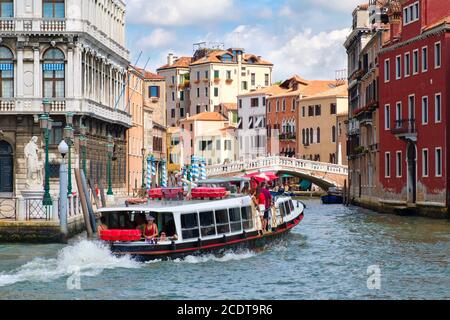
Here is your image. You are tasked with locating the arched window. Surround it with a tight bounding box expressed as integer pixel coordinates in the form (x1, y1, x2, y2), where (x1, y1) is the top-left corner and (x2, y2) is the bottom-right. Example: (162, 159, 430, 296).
(43, 48, 65, 98)
(332, 125, 336, 142)
(43, 0, 65, 18)
(305, 128, 309, 145)
(316, 127, 321, 143)
(0, 46, 13, 98)
(309, 128, 314, 144)
(302, 129, 305, 145)
(0, 0, 13, 17)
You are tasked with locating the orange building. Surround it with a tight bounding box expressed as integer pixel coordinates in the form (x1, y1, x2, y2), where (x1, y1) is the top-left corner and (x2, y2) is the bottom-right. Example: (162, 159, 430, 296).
(126, 66, 145, 195)
(266, 76, 335, 157)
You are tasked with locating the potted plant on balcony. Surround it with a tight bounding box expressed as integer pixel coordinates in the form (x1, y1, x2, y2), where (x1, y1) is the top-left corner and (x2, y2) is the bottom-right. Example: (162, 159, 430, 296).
(226, 78, 233, 84)
(214, 77, 220, 84)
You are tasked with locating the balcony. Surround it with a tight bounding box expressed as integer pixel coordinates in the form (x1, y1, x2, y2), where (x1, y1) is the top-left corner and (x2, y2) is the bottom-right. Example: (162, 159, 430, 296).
(391, 119, 417, 141)
(214, 77, 221, 84)
(225, 79, 233, 84)
(279, 133, 296, 141)
(41, 19, 66, 32)
(356, 110, 373, 126)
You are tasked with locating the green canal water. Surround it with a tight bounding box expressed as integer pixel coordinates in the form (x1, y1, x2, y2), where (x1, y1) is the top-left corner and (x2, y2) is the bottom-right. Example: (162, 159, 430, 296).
(0, 199, 449, 300)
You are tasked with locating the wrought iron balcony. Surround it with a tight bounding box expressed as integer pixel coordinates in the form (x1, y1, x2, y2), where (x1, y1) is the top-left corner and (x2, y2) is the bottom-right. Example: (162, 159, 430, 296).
(392, 118, 417, 141)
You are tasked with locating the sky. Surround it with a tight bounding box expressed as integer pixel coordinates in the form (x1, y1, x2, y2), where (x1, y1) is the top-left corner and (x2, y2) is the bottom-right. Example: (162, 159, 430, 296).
(124, 0, 362, 82)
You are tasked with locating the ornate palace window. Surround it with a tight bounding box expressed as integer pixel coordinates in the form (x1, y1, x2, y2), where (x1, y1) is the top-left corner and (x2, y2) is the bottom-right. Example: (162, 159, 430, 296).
(43, 0, 65, 18)
(43, 48, 65, 98)
(0, 46, 14, 98)
(0, 0, 13, 17)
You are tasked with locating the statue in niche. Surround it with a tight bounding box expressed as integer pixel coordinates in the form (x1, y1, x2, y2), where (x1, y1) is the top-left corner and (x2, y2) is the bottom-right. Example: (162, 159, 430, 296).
(24, 136, 43, 188)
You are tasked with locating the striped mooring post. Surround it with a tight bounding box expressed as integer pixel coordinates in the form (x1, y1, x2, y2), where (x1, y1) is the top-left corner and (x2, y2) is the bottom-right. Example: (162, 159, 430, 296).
(182, 166, 187, 188)
(191, 155, 199, 182)
(200, 157, 207, 181)
(161, 160, 168, 188)
(146, 155, 153, 191)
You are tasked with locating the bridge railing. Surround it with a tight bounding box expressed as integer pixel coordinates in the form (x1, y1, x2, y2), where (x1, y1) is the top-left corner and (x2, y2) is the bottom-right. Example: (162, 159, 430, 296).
(206, 156, 348, 176)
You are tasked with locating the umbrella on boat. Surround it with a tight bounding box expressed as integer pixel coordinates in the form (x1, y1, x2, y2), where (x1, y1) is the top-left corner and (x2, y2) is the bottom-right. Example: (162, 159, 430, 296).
(245, 172, 278, 183)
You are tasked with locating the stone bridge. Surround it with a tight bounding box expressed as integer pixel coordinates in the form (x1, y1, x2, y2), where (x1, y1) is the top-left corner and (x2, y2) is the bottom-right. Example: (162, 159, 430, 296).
(206, 156, 348, 190)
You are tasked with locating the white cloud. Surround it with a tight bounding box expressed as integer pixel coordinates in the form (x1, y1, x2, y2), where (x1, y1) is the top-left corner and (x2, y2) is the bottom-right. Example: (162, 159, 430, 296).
(125, 0, 235, 26)
(305, 0, 362, 13)
(224, 25, 349, 80)
(139, 28, 176, 49)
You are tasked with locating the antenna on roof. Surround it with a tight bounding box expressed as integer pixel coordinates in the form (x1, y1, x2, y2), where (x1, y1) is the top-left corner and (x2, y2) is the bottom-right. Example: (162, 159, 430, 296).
(335, 69, 347, 87)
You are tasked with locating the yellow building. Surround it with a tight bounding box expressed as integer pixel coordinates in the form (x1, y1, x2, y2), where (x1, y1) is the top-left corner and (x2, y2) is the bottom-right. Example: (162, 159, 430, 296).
(126, 66, 145, 195)
(297, 84, 348, 164)
(167, 126, 184, 174)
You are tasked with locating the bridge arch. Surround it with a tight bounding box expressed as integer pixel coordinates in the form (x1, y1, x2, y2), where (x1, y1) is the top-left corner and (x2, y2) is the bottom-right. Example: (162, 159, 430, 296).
(274, 170, 335, 191)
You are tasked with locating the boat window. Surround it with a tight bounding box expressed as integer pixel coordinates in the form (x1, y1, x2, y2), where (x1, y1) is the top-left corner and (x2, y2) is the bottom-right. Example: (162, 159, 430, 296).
(241, 206, 254, 230)
(279, 203, 286, 217)
(284, 202, 291, 216)
(105, 211, 135, 229)
(200, 211, 216, 237)
(181, 213, 200, 239)
(215, 209, 230, 234)
(229, 207, 242, 232)
(288, 200, 294, 212)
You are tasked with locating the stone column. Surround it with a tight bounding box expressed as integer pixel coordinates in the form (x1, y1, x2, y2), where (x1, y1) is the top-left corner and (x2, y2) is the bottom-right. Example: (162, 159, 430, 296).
(33, 47, 40, 98)
(74, 44, 82, 98)
(16, 44, 24, 97)
(67, 44, 74, 98)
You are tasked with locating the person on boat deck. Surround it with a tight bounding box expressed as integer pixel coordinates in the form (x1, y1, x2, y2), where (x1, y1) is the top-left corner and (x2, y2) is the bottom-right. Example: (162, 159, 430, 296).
(250, 189, 263, 235)
(256, 187, 266, 235)
(162, 218, 178, 240)
(97, 216, 108, 237)
(144, 216, 159, 241)
(261, 183, 273, 232)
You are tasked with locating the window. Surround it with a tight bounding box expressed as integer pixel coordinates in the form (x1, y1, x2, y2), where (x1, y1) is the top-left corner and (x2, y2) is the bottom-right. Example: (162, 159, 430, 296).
(404, 52, 410, 77)
(262, 97, 266, 106)
(250, 98, 259, 107)
(226, 70, 231, 80)
(171, 91, 175, 101)
(180, 90, 184, 101)
(435, 93, 442, 123)
(0, 0, 13, 17)
(0, 46, 14, 98)
(265, 74, 269, 86)
(434, 42, 441, 68)
(396, 151, 402, 177)
(331, 125, 336, 143)
(196, 71, 200, 81)
(238, 99, 242, 109)
(408, 95, 415, 120)
(171, 109, 175, 118)
(196, 88, 200, 98)
(413, 49, 419, 74)
(149, 86, 159, 98)
(43, 48, 65, 98)
(422, 96, 428, 124)
(43, 0, 65, 18)
(214, 87, 218, 97)
(215, 209, 230, 234)
(403, 1, 419, 25)
(171, 76, 175, 84)
(315, 105, 321, 116)
(180, 108, 185, 118)
(385, 152, 391, 178)
(267, 101, 271, 113)
(196, 105, 200, 114)
(205, 87, 208, 97)
(330, 103, 336, 115)
(395, 102, 402, 127)
(302, 106, 305, 117)
(251, 73, 256, 86)
(214, 70, 219, 79)
(282, 99, 286, 111)
(49, 122, 63, 145)
(199, 211, 216, 237)
(276, 100, 280, 112)
(241, 206, 253, 230)
(242, 81, 247, 90)
(205, 70, 208, 79)
(229, 207, 242, 232)
(435, 148, 442, 177)
(180, 213, 199, 240)
(384, 104, 390, 130)
(216, 140, 221, 150)
(422, 46, 428, 72)
(396, 55, 401, 79)
(316, 127, 320, 143)
(422, 149, 429, 177)
(384, 59, 390, 82)
(224, 140, 232, 151)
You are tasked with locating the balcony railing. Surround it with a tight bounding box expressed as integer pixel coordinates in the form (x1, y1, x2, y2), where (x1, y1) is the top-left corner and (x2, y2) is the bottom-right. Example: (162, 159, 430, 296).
(41, 19, 66, 32)
(392, 119, 416, 135)
(279, 133, 296, 141)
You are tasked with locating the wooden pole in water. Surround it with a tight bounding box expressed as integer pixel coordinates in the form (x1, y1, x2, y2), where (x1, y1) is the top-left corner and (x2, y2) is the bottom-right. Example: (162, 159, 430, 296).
(75, 168, 94, 238)
(343, 179, 347, 206)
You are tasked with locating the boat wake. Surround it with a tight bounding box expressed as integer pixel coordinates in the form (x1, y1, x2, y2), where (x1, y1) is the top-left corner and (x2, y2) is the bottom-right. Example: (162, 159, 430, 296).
(0, 240, 140, 287)
(173, 250, 257, 264)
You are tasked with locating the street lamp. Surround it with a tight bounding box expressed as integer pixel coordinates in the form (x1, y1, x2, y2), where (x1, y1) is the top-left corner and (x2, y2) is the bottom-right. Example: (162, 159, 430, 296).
(106, 133, 114, 196)
(79, 123, 87, 176)
(141, 148, 146, 189)
(58, 140, 69, 239)
(40, 99, 53, 206)
(64, 112, 74, 196)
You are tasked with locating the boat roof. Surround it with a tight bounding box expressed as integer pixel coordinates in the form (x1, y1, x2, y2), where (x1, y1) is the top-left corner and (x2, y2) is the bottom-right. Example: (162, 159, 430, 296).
(197, 177, 250, 184)
(99, 196, 253, 214)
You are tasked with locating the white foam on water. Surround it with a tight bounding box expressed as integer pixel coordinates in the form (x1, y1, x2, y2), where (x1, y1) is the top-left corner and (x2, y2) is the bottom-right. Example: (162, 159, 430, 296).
(173, 250, 257, 264)
(0, 240, 140, 287)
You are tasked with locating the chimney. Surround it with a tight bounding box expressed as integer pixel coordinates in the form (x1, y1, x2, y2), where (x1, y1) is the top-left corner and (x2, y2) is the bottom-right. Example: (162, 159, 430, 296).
(388, 4, 402, 42)
(167, 53, 174, 66)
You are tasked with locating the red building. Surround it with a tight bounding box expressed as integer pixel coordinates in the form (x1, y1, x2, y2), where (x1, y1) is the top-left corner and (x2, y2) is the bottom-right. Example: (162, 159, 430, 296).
(378, 0, 450, 217)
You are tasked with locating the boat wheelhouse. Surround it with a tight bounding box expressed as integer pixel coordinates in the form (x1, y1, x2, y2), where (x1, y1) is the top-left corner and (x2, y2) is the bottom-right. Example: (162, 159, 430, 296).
(98, 194, 304, 261)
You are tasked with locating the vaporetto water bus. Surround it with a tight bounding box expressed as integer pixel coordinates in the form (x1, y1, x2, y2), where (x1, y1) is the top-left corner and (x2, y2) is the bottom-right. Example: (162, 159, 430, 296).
(98, 192, 304, 261)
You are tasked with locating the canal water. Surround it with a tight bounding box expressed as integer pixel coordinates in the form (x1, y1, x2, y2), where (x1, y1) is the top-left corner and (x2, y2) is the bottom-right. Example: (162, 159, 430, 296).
(0, 199, 449, 300)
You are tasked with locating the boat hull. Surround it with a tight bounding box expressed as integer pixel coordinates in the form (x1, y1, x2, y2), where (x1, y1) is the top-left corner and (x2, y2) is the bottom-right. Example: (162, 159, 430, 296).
(321, 195, 343, 204)
(110, 213, 304, 262)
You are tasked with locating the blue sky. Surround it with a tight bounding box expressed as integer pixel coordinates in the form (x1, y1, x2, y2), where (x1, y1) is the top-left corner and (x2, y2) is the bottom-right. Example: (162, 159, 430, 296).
(125, 0, 361, 81)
